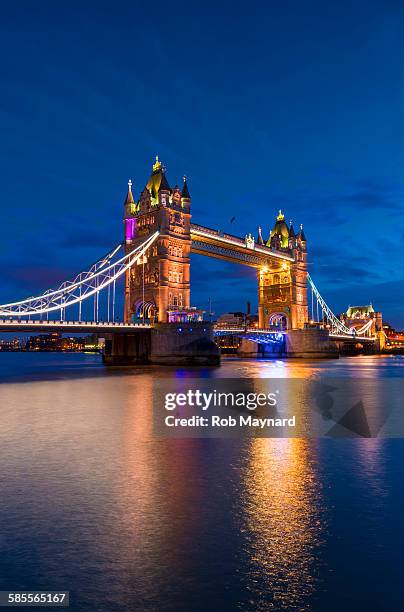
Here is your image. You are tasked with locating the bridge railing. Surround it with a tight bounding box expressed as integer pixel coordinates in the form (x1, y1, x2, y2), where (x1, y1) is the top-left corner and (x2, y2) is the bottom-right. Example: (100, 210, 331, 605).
(0, 319, 151, 328)
(214, 324, 286, 333)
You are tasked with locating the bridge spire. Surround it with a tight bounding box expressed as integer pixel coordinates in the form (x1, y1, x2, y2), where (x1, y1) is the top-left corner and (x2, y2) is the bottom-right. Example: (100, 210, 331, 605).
(124, 179, 135, 205)
(152, 155, 162, 172)
(298, 223, 306, 242)
(289, 220, 296, 238)
(159, 169, 171, 192)
(181, 175, 190, 199)
(146, 155, 171, 198)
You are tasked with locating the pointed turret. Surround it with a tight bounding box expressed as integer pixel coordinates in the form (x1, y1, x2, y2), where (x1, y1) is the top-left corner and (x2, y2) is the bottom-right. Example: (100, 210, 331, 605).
(124, 179, 136, 242)
(256, 226, 264, 245)
(124, 179, 135, 206)
(181, 175, 190, 199)
(289, 220, 296, 238)
(288, 220, 297, 249)
(159, 171, 171, 192)
(297, 223, 306, 242)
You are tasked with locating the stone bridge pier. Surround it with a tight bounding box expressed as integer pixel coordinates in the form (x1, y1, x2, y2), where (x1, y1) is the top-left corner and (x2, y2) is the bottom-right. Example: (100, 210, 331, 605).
(103, 323, 220, 366)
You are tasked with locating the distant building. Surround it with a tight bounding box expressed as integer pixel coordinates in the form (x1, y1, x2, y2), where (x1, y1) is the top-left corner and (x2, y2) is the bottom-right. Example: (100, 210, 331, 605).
(217, 312, 246, 327)
(0, 338, 23, 351)
(216, 311, 259, 328)
(383, 322, 404, 351)
(83, 334, 104, 351)
(25, 333, 85, 352)
(215, 311, 260, 353)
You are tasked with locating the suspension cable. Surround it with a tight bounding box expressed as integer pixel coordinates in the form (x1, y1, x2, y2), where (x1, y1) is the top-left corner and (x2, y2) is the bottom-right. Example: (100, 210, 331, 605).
(307, 273, 372, 336)
(0, 233, 159, 317)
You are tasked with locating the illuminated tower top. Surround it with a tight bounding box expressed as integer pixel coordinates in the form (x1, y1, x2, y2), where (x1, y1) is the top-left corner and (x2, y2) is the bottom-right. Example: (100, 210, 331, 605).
(124, 156, 191, 217)
(267, 210, 290, 248)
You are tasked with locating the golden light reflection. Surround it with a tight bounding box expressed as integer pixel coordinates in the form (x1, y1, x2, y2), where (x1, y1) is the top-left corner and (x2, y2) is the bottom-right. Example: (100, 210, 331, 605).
(108, 375, 211, 595)
(239, 438, 324, 610)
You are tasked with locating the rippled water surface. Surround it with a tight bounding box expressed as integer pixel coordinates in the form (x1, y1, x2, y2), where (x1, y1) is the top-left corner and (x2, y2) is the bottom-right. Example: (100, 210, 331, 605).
(0, 353, 403, 611)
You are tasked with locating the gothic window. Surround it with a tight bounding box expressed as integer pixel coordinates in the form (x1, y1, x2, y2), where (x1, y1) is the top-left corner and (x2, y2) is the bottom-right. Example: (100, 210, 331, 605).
(273, 274, 280, 284)
(173, 296, 178, 307)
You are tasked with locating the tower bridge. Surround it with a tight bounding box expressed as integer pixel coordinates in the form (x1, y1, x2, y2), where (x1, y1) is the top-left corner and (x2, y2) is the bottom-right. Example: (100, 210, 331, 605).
(0, 156, 385, 364)
(123, 156, 308, 332)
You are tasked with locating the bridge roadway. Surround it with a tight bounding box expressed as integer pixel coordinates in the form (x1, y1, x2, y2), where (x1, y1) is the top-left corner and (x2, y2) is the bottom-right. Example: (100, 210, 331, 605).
(0, 320, 375, 343)
(0, 320, 150, 334)
(213, 326, 375, 342)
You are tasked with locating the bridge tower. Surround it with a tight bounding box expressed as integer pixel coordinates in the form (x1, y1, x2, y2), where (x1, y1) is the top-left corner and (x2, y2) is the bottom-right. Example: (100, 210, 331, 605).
(123, 157, 191, 323)
(258, 213, 308, 329)
(342, 304, 385, 348)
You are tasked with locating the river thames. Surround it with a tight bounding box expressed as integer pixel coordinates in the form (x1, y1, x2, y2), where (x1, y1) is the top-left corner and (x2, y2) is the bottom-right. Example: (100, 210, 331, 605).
(0, 353, 403, 611)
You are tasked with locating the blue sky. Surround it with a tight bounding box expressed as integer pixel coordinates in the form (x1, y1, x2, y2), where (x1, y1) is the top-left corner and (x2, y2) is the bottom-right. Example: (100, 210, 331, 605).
(0, 0, 403, 326)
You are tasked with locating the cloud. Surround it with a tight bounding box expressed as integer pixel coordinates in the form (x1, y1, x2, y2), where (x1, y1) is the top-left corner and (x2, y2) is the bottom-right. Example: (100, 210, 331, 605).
(314, 263, 375, 284)
(59, 228, 116, 249)
(0, 264, 76, 302)
(268, 177, 404, 228)
(335, 189, 400, 211)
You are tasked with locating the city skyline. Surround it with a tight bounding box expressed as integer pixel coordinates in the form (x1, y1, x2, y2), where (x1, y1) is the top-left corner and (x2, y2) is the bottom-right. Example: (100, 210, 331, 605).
(1, 1, 403, 326)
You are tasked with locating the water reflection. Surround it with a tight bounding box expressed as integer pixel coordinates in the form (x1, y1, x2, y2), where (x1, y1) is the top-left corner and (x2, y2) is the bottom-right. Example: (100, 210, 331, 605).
(239, 439, 325, 610)
(0, 354, 402, 610)
(355, 438, 387, 499)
